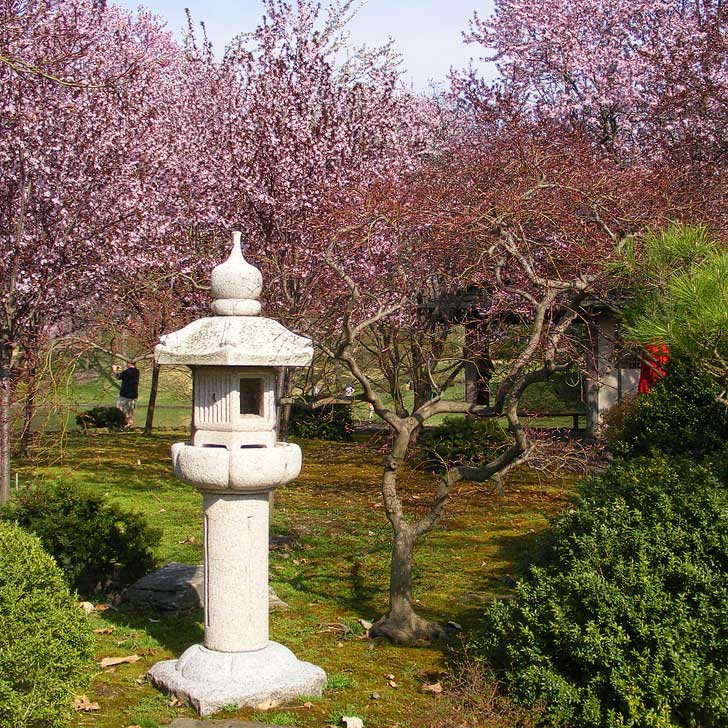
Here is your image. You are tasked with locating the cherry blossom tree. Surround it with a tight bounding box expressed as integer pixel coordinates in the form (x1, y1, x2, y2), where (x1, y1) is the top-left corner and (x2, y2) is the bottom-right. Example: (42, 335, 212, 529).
(206, 0, 433, 419)
(462, 0, 728, 166)
(0, 0, 184, 499)
(297, 109, 644, 641)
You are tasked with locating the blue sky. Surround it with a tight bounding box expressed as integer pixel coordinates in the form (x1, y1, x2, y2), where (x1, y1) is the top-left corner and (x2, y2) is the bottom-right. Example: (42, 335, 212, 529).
(112, 0, 495, 91)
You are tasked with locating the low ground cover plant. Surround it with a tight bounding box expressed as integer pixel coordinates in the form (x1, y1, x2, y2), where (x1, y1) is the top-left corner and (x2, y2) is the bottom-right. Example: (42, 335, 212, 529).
(2, 479, 161, 595)
(473, 456, 728, 728)
(0, 522, 94, 728)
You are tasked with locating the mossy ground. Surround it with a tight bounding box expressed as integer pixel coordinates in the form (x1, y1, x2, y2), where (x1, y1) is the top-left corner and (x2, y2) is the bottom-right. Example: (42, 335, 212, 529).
(14, 433, 575, 728)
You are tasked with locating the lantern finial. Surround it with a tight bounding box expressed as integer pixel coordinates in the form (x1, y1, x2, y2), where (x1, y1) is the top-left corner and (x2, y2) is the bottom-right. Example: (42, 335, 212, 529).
(210, 231, 263, 316)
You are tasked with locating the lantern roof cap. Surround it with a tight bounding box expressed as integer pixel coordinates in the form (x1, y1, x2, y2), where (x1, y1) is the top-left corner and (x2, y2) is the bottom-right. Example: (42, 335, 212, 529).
(155, 317, 313, 367)
(209, 231, 263, 316)
(154, 232, 313, 367)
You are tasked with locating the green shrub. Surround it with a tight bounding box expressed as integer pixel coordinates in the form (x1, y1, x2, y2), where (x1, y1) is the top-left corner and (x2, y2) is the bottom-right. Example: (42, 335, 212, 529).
(417, 416, 508, 473)
(289, 400, 354, 442)
(610, 359, 728, 459)
(473, 456, 728, 727)
(2, 480, 161, 596)
(76, 405, 126, 431)
(0, 522, 94, 728)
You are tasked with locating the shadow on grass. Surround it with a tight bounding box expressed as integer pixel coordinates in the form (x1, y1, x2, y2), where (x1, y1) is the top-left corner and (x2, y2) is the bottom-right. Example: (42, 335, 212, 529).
(103, 603, 204, 656)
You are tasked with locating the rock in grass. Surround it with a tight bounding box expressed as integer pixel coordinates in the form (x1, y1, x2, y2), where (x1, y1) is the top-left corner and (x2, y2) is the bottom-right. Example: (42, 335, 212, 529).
(123, 562, 288, 611)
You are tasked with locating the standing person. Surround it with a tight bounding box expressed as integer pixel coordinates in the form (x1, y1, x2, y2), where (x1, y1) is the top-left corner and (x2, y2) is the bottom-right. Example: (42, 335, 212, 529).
(112, 361, 140, 428)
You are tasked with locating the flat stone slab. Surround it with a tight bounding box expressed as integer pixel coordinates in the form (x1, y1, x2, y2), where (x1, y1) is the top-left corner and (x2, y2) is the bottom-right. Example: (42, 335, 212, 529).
(149, 642, 326, 716)
(170, 720, 278, 728)
(123, 563, 288, 611)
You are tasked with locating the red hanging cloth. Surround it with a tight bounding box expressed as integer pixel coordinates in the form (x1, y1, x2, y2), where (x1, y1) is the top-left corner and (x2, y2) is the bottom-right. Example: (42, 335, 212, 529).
(638, 343, 669, 394)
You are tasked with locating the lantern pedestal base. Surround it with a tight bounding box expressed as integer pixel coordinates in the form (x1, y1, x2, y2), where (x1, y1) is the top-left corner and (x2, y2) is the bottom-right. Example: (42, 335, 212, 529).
(148, 642, 326, 717)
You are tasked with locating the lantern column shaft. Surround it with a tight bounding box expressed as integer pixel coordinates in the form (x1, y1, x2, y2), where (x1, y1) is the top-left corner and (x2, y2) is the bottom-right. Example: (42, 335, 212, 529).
(203, 492, 269, 652)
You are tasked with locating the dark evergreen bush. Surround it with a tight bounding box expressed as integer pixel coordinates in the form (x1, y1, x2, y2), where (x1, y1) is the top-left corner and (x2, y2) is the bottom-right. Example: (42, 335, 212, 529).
(0, 522, 94, 728)
(609, 359, 728, 459)
(417, 416, 508, 473)
(76, 405, 126, 431)
(289, 400, 354, 441)
(2, 480, 161, 595)
(473, 456, 728, 727)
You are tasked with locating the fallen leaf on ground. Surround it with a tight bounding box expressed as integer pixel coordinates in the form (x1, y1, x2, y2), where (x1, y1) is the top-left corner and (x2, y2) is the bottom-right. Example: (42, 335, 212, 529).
(159, 508, 166, 513)
(384, 673, 395, 680)
(98, 654, 141, 668)
(388, 680, 398, 688)
(178, 536, 196, 544)
(73, 695, 100, 712)
(303, 701, 314, 709)
(168, 695, 184, 707)
(317, 622, 351, 635)
(420, 682, 443, 694)
(94, 603, 110, 612)
(342, 717, 364, 728)
(93, 627, 115, 635)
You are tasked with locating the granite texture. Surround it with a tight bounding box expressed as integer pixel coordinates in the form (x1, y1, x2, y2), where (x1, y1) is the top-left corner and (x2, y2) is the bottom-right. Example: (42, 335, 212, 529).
(202, 493, 270, 651)
(171, 442, 302, 492)
(148, 642, 326, 717)
(209, 232, 263, 303)
(155, 316, 313, 367)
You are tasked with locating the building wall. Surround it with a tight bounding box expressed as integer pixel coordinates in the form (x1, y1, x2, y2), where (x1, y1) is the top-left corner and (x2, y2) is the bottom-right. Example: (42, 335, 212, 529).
(586, 313, 640, 435)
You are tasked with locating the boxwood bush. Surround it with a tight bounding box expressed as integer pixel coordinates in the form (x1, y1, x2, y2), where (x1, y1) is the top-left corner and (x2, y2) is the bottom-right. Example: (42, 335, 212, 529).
(473, 456, 728, 728)
(0, 522, 94, 728)
(2, 480, 161, 596)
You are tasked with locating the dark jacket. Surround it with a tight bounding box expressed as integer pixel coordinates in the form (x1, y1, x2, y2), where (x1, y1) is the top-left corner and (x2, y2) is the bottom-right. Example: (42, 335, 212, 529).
(116, 367, 140, 399)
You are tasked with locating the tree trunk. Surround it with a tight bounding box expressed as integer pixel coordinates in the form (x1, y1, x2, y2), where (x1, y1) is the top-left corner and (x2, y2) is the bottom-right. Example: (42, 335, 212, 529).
(0, 366, 10, 504)
(277, 367, 293, 440)
(19, 360, 39, 457)
(19, 382, 35, 457)
(369, 439, 445, 644)
(143, 360, 160, 436)
(464, 318, 493, 407)
(369, 523, 445, 643)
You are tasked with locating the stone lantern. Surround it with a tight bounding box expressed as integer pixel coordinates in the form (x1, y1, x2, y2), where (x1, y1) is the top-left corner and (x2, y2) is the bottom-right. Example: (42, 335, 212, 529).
(148, 232, 326, 716)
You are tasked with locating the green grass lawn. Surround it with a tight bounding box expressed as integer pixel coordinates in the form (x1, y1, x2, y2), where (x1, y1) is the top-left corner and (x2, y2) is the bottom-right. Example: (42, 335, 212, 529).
(14, 433, 575, 728)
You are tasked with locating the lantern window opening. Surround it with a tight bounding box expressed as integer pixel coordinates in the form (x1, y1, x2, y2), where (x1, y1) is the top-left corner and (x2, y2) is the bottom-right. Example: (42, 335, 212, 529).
(239, 377, 264, 416)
